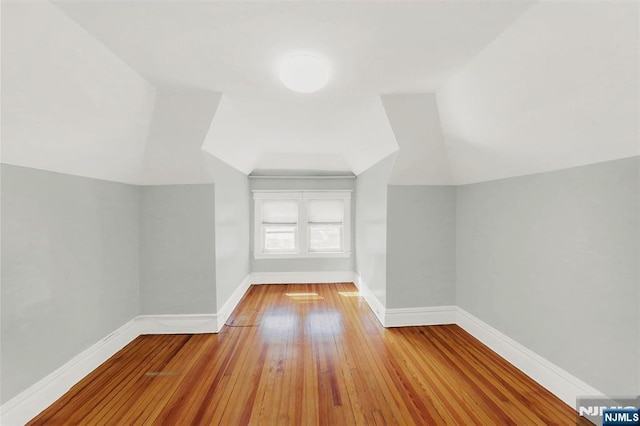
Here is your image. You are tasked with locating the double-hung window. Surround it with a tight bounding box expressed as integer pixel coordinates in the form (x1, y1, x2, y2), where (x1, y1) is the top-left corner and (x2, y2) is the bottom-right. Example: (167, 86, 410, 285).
(261, 199, 298, 253)
(254, 191, 351, 258)
(307, 199, 344, 252)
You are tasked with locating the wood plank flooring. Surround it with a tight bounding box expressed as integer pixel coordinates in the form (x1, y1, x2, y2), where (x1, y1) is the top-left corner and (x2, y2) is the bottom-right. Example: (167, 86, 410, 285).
(29, 283, 592, 425)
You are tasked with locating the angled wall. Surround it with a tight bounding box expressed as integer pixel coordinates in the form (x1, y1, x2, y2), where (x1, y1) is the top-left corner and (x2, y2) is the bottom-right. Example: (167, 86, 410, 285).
(0, 3, 155, 404)
(139, 86, 250, 315)
(355, 154, 396, 307)
(434, 0, 640, 397)
(380, 93, 457, 310)
(203, 153, 251, 312)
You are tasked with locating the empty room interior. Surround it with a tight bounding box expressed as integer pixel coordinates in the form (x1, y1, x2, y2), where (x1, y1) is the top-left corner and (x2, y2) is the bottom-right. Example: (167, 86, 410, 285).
(1, 0, 639, 424)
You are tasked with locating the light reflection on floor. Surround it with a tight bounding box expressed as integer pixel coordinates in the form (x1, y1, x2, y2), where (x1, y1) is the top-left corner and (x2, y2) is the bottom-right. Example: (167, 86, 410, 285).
(305, 310, 343, 337)
(260, 296, 344, 341)
(338, 291, 360, 297)
(285, 292, 325, 301)
(260, 310, 298, 341)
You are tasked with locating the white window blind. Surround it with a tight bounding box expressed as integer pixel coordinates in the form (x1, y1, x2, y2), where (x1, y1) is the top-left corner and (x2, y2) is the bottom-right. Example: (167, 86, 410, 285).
(261, 199, 298, 224)
(307, 199, 344, 223)
(308, 199, 344, 252)
(261, 199, 298, 252)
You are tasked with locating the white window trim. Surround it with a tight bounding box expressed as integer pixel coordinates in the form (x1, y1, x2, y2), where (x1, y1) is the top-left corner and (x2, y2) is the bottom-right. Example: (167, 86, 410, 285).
(253, 190, 352, 259)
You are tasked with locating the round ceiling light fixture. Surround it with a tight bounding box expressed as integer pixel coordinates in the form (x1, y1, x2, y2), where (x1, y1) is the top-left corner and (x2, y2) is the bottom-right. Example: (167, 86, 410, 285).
(279, 54, 329, 93)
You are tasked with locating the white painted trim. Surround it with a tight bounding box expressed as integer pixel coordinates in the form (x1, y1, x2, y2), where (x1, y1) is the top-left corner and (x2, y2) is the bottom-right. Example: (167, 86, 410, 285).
(253, 191, 301, 199)
(353, 273, 386, 327)
(303, 191, 352, 200)
(252, 189, 354, 192)
(215, 274, 252, 332)
(456, 307, 604, 408)
(348, 278, 605, 411)
(341, 200, 352, 253)
(251, 190, 355, 200)
(0, 274, 255, 424)
(135, 314, 219, 334)
(385, 306, 456, 327)
(249, 176, 356, 180)
(0, 319, 141, 426)
(253, 252, 351, 260)
(1, 275, 604, 424)
(251, 271, 355, 285)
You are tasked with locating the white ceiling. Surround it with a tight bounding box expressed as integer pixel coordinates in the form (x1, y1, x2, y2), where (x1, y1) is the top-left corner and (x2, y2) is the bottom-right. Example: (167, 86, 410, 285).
(382, 94, 453, 185)
(437, 1, 639, 184)
(3, 1, 637, 184)
(51, 0, 535, 175)
(2, 1, 156, 184)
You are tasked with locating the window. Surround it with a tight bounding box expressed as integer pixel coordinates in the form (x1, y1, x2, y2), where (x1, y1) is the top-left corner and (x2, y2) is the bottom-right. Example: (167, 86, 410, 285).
(261, 199, 298, 253)
(254, 191, 351, 259)
(307, 199, 343, 252)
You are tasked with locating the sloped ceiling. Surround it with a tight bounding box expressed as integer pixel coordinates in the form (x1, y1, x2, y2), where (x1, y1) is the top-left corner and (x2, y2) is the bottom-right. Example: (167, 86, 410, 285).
(141, 87, 222, 185)
(1, 1, 156, 184)
(382, 94, 453, 185)
(47, 0, 534, 179)
(437, 1, 639, 184)
(3, 1, 637, 185)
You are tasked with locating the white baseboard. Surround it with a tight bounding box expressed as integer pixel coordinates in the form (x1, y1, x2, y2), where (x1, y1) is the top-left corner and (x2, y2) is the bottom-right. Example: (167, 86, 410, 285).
(456, 307, 604, 408)
(385, 306, 456, 327)
(215, 274, 252, 331)
(0, 319, 141, 426)
(0, 274, 254, 425)
(250, 271, 355, 285)
(350, 273, 604, 410)
(353, 273, 386, 326)
(135, 314, 219, 334)
(1, 273, 604, 424)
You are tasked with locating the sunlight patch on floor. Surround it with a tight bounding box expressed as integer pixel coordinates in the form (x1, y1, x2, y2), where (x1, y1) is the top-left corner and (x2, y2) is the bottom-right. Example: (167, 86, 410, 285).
(338, 291, 360, 297)
(285, 292, 324, 301)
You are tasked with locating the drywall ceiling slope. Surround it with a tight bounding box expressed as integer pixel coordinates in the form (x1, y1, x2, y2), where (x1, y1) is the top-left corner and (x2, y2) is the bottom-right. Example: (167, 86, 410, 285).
(437, 1, 640, 185)
(201, 94, 398, 174)
(141, 87, 222, 185)
(382, 94, 454, 185)
(252, 153, 353, 174)
(1, 1, 156, 184)
(53, 0, 534, 175)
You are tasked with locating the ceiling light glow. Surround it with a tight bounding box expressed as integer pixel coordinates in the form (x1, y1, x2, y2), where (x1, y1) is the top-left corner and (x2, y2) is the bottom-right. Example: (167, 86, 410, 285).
(279, 54, 329, 93)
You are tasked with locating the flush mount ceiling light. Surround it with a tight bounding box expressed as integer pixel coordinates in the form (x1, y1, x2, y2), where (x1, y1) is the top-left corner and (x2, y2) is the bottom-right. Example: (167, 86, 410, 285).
(279, 54, 329, 93)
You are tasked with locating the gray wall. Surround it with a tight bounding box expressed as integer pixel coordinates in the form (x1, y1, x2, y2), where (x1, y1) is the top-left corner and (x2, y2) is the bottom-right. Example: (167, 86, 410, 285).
(355, 154, 397, 306)
(139, 184, 217, 314)
(386, 185, 456, 309)
(1, 165, 140, 403)
(204, 154, 251, 311)
(456, 157, 639, 396)
(250, 177, 355, 273)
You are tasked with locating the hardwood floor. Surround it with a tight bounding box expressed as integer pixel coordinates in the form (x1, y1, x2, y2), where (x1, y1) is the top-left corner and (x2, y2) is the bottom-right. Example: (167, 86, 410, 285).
(29, 283, 592, 425)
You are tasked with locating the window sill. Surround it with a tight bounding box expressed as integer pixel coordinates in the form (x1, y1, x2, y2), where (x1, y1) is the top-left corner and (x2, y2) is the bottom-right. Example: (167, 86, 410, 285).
(253, 252, 352, 260)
